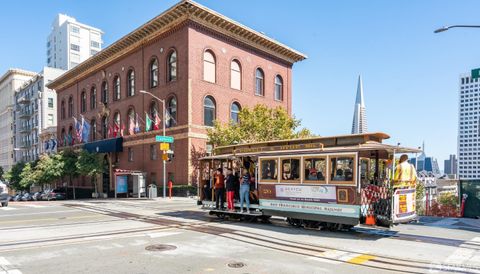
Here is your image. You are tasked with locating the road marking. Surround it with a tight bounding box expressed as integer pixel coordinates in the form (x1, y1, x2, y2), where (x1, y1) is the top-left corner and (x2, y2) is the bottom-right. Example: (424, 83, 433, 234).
(0, 207, 16, 211)
(0, 210, 80, 217)
(347, 254, 376, 265)
(147, 231, 182, 238)
(0, 214, 105, 225)
(22, 204, 46, 208)
(0, 256, 22, 274)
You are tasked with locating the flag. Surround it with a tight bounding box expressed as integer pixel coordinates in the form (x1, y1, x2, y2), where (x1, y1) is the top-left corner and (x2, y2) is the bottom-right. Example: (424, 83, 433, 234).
(44, 141, 50, 151)
(129, 117, 135, 135)
(113, 122, 120, 138)
(154, 113, 161, 130)
(120, 125, 125, 137)
(51, 139, 57, 150)
(67, 133, 73, 146)
(145, 112, 152, 132)
(73, 117, 82, 141)
(135, 113, 140, 133)
(81, 118, 91, 143)
(63, 134, 67, 146)
(108, 125, 113, 138)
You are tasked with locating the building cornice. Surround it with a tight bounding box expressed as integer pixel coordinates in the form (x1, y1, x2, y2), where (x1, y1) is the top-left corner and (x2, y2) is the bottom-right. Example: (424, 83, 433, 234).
(47, 0, 307, 92)
(0, 68, 36, 85)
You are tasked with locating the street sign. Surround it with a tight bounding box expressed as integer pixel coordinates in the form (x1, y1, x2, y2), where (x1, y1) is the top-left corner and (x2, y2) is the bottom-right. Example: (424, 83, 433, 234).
(155, 135, 174, 143)
(160, 143, 170, 151)
(162, 153, 169, 161)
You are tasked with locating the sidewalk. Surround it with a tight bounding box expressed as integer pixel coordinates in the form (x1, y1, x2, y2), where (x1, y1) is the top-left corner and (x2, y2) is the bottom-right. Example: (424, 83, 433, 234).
(417, 216, 480, 232)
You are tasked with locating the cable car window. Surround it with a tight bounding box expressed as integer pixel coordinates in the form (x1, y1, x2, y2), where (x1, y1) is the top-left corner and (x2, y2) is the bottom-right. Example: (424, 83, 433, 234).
(281, 158, 300, 182)
(260, 159, 278, 181)
(330, 156, 355, 184)
(304, 157, 326, 183)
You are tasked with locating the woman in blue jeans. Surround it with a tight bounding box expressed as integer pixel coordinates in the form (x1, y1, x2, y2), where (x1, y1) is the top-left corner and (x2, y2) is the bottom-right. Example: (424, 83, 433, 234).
(239, 169, 251, 214)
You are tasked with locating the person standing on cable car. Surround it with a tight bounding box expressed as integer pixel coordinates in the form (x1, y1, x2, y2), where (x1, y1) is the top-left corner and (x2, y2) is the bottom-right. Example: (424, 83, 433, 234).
(225, 168, 236, 212)
(214, 168, 225, 210)
(239, 169, 251, 214)
(393, 154, 417, 189)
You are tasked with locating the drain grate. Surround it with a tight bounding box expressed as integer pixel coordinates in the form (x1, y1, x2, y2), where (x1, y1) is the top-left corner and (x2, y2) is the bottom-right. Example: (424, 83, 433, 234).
(227, 262, 245, 268)
(145, 244, 177, 252)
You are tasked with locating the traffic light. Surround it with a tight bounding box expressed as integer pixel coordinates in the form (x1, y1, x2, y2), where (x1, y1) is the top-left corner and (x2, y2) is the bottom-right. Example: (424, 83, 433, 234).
(167, 150, 174, 162)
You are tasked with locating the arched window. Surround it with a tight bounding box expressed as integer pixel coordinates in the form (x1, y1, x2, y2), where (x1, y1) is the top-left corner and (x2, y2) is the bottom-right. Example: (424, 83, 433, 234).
(230, 102, 241, 124)
(203, 50, 216, 83)
(230, 60, 241, 90)
(149, 101, 158, 130)
(90, 86, 96, 110)
(167, 50, 177, 82)
(150, 58, 158, 87)
(274, 75, 283, 101)
(127, 69, 135, 97)
(113, 75, 120, 101)
(68, 96, 74, 117)
(102, 116, 108, 139)
(61, 100, 66, 119)
(91, 119, 96, 141)
(127, 108, 136, 135)
(113, 111, 121, 128)
(81, 90, 87, 113)
(203, 96, 216, 126)
(167, 96, 177, 128)
(255, 68, 264, 96)
(101, 81, 108, 105)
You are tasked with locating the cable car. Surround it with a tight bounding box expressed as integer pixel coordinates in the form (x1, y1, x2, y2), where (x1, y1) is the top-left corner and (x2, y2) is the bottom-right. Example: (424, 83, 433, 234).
(198, 133, 421, 229)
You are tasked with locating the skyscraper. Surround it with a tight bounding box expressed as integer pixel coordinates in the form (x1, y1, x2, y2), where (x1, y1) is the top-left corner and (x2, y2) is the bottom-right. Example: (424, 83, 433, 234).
(47, 14, 103, 70)
(351, 75, 368, 134)
(458, 69, 480, 179)
(444, 154, 457, 178)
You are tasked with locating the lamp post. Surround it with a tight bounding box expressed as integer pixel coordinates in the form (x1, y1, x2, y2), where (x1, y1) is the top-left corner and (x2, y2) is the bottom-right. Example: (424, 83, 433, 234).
(434, 25, 480, 33)
(139, 90, 167, 199)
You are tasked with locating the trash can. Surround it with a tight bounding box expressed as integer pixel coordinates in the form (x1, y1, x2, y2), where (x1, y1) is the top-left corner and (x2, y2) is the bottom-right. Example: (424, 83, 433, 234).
(148, 184, 158, 199)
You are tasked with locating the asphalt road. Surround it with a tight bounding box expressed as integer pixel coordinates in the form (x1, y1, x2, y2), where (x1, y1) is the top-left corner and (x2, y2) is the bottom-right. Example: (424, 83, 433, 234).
(1, 199, 479, 274)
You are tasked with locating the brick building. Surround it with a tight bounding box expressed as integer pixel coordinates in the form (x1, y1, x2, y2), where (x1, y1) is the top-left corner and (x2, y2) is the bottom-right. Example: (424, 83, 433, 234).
(47, 0, 306, 195)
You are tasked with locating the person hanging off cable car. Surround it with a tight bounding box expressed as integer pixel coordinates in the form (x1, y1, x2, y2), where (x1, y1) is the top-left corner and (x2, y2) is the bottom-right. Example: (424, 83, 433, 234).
(214, 168, 225, 210)
(393, 154, 417, 189)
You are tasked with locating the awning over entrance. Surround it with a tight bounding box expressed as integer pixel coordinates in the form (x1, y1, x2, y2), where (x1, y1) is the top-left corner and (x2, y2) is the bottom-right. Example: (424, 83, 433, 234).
(83, 137, 123, 153)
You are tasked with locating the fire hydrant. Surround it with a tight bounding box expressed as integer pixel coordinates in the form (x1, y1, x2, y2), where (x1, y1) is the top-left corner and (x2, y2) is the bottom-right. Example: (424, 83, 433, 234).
(168, 180, 173, 199)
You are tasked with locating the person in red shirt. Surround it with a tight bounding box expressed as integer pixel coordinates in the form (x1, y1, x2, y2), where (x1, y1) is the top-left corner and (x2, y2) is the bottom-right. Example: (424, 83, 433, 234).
(225, 168, 236, 211)
(214, 168, 225, 210)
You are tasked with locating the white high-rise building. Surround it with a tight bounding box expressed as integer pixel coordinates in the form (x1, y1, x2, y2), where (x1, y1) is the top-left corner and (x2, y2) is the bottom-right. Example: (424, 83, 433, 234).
(458, 70, 480, 180)
(0, 69, 36, 171)
(13, 67, 66, 163)
(47, 14, 103, 70)
(351, 75, 368, 134)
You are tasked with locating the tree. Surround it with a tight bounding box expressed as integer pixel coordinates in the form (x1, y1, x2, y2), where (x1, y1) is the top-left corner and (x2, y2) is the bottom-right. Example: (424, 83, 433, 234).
(19, 162, 37, 190)
(207, 104, 313, 147)
(0, 166, 4, 181)
(5, 162, 26, 191)
(33, 154, 64, 190)
(61, 149, 79, 199)
(76, 149, 104, 197)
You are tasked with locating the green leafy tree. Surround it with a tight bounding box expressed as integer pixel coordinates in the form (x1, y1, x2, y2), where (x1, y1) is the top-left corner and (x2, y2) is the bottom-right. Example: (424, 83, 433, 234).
(76, 149, 104, 197)
(61, 149, 79, 199)
(19, 162, 37, 189)
(34, 154, 65, 189)
(0, 166, 4, 181)
(207, 104, 313, 147)
(5, 162, 26, 191)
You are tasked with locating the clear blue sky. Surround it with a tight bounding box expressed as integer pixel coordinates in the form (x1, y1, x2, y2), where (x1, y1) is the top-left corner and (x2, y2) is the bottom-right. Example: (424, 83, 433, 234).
(1, 0, 478, 170)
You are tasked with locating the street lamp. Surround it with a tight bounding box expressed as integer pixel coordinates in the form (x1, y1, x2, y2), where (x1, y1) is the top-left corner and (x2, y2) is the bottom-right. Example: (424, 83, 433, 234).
(434, 25, 480, 33)
(139, 90, 167, 199)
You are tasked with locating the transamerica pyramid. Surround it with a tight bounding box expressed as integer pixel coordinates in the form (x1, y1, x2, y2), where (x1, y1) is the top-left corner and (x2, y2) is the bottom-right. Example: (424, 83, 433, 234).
(351, 75, 368, 134)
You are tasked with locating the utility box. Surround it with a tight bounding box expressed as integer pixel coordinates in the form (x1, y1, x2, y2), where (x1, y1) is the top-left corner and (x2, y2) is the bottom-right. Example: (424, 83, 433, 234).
(148, 184, 158, 199)
(133, 172, 147, 198)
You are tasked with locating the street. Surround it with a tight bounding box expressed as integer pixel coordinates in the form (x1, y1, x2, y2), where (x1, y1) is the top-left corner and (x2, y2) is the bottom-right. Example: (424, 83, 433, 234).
(1, 199, 479, 274)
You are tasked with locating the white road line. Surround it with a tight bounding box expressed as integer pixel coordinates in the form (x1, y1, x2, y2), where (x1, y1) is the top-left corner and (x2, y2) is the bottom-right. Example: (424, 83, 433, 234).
(147, 231, 182, 238)
(22, 204, 46, 208)
(0, 210, 79, 217)
(0, 207, 16, 211)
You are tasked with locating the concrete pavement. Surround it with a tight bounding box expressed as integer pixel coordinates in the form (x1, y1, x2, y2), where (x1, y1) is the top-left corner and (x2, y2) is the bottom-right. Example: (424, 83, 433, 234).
(1, 199, 480, 274)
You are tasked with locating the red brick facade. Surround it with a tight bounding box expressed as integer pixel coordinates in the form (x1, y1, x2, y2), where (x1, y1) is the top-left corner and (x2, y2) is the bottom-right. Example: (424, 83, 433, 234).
(51, 1, 304, 194)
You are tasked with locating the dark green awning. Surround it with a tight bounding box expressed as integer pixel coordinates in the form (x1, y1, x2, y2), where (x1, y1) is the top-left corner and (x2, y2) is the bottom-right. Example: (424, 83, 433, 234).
(83, 137, 123, 153)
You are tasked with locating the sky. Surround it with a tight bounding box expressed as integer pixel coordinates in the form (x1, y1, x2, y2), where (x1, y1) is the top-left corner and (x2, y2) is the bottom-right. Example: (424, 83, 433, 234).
(1, 0, 479, 170)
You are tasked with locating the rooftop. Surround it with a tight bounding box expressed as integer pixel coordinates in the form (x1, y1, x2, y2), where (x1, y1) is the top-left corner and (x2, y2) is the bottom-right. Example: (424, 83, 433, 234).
(48, 0, 307, 91)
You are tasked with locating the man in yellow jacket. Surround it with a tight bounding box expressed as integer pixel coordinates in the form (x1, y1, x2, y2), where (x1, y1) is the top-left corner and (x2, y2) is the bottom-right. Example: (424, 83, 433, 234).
(393, 154, 417, 188)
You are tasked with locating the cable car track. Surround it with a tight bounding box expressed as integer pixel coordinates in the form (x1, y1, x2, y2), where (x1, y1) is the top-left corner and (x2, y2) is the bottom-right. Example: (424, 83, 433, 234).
(58, 203, 480, 274)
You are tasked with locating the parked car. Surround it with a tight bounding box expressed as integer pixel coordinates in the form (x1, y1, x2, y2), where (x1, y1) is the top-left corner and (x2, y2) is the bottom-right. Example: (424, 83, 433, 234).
(20, 193, 34, 201)
(11, 194, 22, 201)
(0, 183, 8, 207)
(45, 189, 66, 201)
(32, 192, 43, 201)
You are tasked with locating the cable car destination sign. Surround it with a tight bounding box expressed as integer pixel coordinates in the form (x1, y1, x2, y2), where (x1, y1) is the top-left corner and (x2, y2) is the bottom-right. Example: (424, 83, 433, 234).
(230, 142, 324, 155)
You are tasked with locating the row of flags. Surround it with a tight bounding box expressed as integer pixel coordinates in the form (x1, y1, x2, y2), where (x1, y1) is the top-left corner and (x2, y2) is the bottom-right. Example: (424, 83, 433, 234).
(64, 110, 174, 146)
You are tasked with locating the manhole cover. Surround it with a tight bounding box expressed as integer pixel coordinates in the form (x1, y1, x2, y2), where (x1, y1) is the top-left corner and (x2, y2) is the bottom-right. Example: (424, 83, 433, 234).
(145, 244, 177, 252)
(227, 262, 245, 268)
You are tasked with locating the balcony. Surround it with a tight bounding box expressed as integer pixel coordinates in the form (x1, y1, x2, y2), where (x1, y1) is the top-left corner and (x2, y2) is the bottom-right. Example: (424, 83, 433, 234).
(19, 141, 31, 149)
(18, 110, 32, 119)
(17, 96, 31, 104)
(19, 126, 31, 133)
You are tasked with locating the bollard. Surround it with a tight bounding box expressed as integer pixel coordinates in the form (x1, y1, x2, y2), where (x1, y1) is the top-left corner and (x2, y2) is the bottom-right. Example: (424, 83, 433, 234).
(168, 180, 173, 199)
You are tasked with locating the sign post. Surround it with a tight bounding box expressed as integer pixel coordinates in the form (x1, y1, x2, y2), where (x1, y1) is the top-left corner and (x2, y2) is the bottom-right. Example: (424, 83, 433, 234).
(156, 135, 174, 198)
